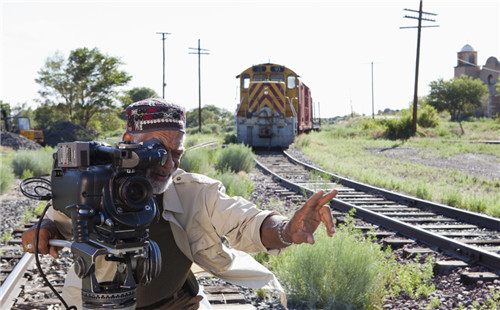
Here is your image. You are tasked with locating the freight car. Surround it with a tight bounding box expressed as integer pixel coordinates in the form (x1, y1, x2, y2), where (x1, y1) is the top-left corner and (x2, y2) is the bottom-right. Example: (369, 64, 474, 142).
(235, 63, 319, 147)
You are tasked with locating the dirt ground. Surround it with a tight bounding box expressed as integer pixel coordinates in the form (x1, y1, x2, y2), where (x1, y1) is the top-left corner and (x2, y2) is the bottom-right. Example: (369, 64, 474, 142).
(365, 146, 500, 181)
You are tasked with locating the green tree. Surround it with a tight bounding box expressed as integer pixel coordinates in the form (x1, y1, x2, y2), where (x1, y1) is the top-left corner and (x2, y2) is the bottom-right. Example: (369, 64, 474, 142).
(35, 47, 132, 129)
(428, 75, 488, 134)
(496, 75, 500, 94)
(33, 101, 67, 129)
(120, 87, 159, 108)
(186, 105, 234, 129)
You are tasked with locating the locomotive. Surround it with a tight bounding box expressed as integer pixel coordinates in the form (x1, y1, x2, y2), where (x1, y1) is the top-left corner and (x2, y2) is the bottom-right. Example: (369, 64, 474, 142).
(235, 63, 319, 147)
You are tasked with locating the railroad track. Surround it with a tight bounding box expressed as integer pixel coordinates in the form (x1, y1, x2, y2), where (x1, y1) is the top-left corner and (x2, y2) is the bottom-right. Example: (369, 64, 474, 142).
(3, 146, 499, 309)
(255, 150, 500, 279)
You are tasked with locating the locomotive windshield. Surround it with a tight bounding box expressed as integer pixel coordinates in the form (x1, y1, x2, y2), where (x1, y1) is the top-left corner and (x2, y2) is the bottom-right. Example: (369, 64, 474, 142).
(252, 66, 267, 72)
(253, 74, 267, 81)
(270, 74, 284, 82)
(270, 66, 285, 72)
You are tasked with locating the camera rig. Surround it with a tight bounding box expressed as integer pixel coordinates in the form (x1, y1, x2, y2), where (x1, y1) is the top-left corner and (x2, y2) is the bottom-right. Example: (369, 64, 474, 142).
(24, 139, 167, 310)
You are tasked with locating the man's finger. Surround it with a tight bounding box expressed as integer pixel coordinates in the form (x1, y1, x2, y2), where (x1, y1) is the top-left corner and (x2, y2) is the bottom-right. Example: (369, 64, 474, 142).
(313, 189, 338, 211)
(292, 230, 315, 245)
(49, 246, 60, 259)
(319, 206, 336, 236)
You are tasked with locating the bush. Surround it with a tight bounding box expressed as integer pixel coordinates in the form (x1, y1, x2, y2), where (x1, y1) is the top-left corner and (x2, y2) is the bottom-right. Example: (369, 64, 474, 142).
(223, 125, 235, 133)
(215, 144, 255, 173)
(389, 255, 435, 298)
(209, 170, 255, 199)
(0, 164, 15, 194)
(224, 133, 237, 144)
(11, 146, 54, 177)
(417, 104, 440, 128)
(270, 218, 390, 309)
(381, 113, 413, 140)
(179, 148, 212, 174)
(201, 126, 212, 135)
(205, 123, 221, 135)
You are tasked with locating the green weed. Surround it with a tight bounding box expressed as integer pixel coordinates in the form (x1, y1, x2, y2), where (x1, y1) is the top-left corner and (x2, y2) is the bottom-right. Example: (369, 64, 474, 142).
(269, 212, 390, 309)
(0, 163, 15, 193)
(215, 144, 255, 173)
(209, 170, 255, 199)
(1, 231, 13, 242)
(11, 146, 54, 177)
(179, 148, 213, 175)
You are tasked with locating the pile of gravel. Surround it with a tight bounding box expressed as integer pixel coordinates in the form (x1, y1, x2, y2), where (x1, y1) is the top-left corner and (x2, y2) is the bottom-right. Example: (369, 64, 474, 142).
(43, 121, 96, 147)
(0, 132, 42, 150)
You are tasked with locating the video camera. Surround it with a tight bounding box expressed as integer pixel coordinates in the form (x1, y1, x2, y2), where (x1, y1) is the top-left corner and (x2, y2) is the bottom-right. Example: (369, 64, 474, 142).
(50, 139, 167, 309)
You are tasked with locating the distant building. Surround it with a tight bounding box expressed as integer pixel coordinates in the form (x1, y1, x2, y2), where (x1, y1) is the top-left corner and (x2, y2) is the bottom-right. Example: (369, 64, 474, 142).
(454, 44, 500, 116)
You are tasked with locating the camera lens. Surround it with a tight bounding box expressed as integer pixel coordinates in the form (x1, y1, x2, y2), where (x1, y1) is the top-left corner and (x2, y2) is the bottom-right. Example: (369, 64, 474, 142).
(115, 175, 153, 211)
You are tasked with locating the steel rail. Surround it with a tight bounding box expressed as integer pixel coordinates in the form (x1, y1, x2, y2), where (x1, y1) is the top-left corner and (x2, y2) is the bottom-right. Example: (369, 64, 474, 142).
(0, 253, 35, 308)
(255, 152, 500, 273)
(283, 150, 500, 231)
(331, 199, 500, 273)
(186, 140, 218, 151)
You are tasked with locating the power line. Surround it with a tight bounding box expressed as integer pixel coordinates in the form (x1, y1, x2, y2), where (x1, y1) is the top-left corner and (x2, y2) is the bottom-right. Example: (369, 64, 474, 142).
(156, 32, 171, 99)
(400, 0, 438, 134)
(188, 39, 210, 133)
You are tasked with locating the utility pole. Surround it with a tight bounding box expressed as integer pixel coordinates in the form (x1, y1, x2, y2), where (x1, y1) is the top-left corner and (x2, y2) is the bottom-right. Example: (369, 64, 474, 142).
(188, 39, 210, 133)
(364, 61, 380, 119)
(401, 0, 438, 133)
(156, 32, 171, 99)
(371, 61, 375, 119)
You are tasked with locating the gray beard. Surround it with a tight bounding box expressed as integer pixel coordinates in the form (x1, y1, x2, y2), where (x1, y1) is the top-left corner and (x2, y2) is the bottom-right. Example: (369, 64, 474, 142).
(147, 169, 174, 194)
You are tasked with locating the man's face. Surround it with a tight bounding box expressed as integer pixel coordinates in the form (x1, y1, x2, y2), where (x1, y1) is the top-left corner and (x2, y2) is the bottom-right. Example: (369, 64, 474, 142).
(124, 130, 185, 194)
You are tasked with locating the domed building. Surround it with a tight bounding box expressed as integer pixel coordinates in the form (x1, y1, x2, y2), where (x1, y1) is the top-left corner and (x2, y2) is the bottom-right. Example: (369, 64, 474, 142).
(454, 44, 500, 116)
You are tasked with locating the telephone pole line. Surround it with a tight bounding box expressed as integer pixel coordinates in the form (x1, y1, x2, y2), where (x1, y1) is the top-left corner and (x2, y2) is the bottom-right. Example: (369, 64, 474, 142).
(364, 61, 381, 119)
(189, 39, 210, 133)
(156, 32, 171, 98)
(400, 0, 438, 134)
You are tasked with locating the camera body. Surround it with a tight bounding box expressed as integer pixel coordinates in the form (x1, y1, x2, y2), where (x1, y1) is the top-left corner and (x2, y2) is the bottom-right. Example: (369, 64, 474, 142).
(51, 140, 165, 309)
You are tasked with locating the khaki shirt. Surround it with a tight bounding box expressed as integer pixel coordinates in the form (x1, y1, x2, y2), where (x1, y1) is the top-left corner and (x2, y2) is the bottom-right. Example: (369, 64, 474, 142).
(50, 169, 286, 308)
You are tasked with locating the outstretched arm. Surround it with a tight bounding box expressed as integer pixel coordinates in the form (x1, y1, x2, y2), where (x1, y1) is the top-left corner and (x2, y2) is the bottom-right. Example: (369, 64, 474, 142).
(260, 189, 338, 248)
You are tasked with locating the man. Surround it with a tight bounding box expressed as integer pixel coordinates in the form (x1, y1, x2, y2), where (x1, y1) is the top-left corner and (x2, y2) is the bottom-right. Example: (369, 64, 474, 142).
(22, 98, 338, 309)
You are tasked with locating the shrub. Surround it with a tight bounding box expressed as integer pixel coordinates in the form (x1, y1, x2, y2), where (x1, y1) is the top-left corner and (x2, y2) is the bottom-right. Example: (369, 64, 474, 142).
(179, 148, 212, 174)
(215, 144, 255, 173)
(270, 216, 390, 309)
(361, 118, 385, 131)
(224, 125, 235, 133)
(201, 126, 212, 134)
(11, 146, 54, 177)
(224, 133, 237, 144)
(381, 113, 413, 140)
(210, 170, 255, 199)
(205, 123, 220, 135)
(0, 164, 15, 194)
(417, 104, 440, 128)
(389, 255, 435, 298)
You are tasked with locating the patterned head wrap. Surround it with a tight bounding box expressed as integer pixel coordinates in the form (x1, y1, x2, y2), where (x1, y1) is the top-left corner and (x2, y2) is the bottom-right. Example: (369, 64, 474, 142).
(125, 98, 186, 133)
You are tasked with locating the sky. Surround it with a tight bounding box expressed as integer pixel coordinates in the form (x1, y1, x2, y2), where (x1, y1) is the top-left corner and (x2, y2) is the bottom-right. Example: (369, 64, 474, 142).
(1, 0, 499, 118)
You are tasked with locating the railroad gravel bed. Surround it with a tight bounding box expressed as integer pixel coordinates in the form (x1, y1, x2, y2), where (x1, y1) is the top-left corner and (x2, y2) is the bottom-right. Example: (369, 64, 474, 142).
(1, 146, 499, 309)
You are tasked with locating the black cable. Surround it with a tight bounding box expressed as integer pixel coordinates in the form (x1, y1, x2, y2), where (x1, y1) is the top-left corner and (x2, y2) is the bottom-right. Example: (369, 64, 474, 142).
(20, 177, 52, 200)
(34, 202, 77, 310)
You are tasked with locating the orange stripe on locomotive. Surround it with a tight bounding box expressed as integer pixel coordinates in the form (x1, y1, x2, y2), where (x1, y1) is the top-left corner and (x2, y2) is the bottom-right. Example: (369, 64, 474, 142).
(248, 82, 285, 114)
